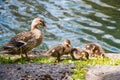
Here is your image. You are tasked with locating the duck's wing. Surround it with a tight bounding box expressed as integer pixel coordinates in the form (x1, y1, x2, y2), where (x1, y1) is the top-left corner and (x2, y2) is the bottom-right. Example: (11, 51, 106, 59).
(3, 31, 35, 49)
(10, 32, 34, 42)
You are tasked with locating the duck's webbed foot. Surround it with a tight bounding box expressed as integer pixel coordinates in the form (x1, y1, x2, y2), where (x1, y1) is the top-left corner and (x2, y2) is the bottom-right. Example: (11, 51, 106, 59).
(20, 52, 30, 61)
(54, 54, 61, 63)
(25, 52, 28, 58)
(55, 59, 61, 63)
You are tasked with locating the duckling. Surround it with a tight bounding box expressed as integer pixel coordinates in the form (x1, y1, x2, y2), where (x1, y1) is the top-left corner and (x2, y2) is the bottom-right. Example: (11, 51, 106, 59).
(82, 43, 105, 58)
(45, 39, 72, 62)
(71, 47, 89, 60)
(0, 17, 47, 58)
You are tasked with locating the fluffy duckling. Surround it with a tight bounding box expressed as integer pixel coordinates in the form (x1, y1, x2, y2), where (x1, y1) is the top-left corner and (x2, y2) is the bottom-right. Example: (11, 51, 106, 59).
(71, 47, 89, 60)
(82, 43, 105, 58)
(45, 39, 72, 62)
(0, 17, 47, 58)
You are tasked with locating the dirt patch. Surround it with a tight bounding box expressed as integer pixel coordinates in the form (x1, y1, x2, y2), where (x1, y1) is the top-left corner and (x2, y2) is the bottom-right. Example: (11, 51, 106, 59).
(0, 51, 74, 80)
(0, 63, 74, 80)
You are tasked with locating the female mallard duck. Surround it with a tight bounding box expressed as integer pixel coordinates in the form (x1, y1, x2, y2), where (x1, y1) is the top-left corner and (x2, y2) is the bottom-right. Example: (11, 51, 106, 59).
(45, 39, 72, 62)
(0, 17, 47, 57)
(82, 43, 105, 58)
(71, 47, 89, 60)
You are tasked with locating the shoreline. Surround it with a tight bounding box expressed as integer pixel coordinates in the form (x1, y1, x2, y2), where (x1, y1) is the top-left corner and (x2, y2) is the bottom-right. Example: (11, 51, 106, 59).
(0, 51, 120, 80)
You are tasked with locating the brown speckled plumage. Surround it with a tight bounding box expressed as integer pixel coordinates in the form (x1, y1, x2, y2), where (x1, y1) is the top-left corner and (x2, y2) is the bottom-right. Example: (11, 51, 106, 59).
(46, 39, 72, 62)
(1, 17, 46, 57)
(82, 43, 105, 58)
(71, 47, 89, 60)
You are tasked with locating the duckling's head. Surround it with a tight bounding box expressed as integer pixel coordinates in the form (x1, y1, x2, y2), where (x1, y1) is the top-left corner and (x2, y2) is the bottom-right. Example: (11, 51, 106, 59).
(31, 17, 47, 30)
(64, 39, 71, 47)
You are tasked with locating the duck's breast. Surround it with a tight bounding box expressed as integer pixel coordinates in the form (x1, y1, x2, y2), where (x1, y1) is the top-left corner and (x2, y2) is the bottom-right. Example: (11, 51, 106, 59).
(32, 29, 43, 47)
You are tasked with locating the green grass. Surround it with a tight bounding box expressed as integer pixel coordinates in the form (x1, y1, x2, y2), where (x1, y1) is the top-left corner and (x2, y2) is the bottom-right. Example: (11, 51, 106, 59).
(0, 55, 120, 80)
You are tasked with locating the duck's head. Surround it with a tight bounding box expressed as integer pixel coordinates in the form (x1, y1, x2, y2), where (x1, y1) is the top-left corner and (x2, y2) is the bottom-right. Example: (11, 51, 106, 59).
(64, 39, 71, 47)
(31, 17, 47, 30)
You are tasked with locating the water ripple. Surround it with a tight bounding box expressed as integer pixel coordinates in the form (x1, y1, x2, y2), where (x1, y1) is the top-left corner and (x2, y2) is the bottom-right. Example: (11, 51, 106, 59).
(0, 0, 120, 52)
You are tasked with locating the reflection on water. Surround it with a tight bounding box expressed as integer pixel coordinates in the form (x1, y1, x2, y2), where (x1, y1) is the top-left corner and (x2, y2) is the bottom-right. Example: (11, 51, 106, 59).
(0, 0, 120, 53)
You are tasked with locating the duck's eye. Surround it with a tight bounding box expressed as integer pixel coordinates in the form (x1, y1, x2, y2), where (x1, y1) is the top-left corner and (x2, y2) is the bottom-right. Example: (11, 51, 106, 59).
(39, 19, 43, 22)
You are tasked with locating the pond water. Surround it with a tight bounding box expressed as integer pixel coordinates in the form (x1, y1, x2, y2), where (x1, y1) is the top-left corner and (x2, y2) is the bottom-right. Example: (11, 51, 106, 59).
(0, 0, 120, 53)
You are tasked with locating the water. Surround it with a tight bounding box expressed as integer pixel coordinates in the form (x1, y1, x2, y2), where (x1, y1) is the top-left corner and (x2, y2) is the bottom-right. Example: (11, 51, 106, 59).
(0, 0, 120, 53)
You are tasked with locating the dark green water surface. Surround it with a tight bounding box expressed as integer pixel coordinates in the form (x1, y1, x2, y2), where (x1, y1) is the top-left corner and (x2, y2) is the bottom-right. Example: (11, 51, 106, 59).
(0, 0, 120, 53)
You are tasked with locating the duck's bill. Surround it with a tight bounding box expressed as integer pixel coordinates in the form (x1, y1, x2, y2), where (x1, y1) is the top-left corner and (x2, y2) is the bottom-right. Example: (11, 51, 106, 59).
(43, 22, 48, 29)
